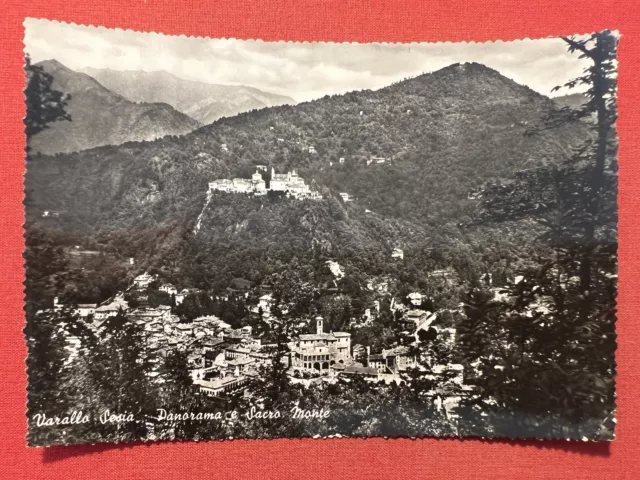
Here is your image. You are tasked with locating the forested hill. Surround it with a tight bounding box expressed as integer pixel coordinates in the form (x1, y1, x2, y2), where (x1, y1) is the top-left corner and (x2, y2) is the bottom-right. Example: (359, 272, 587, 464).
(553, 92, 588, 110)
(26, 62, 588, 238)
(28, 60, 201, 155)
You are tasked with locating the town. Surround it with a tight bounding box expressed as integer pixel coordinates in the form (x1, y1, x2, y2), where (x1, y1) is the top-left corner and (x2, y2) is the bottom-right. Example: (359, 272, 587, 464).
(41, 260, 482, 419)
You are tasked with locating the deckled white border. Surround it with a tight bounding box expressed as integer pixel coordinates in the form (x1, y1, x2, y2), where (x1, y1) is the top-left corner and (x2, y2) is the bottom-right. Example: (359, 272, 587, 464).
(21, 17, 620, 447)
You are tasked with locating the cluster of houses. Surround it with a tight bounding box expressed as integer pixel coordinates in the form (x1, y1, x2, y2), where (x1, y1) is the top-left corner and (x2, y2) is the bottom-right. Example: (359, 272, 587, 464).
(45, 261, 471, 410)
(208, 168, 322, 200)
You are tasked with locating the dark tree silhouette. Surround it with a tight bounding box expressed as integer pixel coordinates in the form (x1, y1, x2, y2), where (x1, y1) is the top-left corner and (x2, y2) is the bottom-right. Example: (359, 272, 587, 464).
(24, 55, 71, 139)
(466, 31, 618, 439)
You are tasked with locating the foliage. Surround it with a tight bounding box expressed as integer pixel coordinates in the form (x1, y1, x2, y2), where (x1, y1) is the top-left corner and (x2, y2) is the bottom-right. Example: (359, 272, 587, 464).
(24, 55, 71, 139)
(462, 31, 618, 440)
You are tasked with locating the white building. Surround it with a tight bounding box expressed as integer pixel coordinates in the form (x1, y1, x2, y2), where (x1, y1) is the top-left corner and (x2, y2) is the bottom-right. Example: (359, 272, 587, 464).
(231, 178, 252, 193)
(209, 179, 234, 192)
(77, 303, 97, 317)
(255, 294, 273, 315)
(391, 248, 404, 260)
(250, 171, 267, 194)
(52, 296, 63, 312)
(194, 376, 249, 397)
(408, 292, 424, 307)
(176, 288, 197, 305)
(159, 284, 177, 296)
(367, 156, 387, 166)
(209, 170, 266, 196)
(270, 168, 321, 199)
(94, 296, 129, 320)
(380, 346, 418, 373)
(133, 272, 157, 288)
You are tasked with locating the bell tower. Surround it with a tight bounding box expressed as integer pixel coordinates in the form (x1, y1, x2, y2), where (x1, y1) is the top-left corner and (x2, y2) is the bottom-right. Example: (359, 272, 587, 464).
(316, 316, 324, 335)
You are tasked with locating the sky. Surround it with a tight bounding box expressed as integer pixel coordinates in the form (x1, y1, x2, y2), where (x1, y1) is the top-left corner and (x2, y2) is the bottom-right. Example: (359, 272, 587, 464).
(24, 18, 592, 103)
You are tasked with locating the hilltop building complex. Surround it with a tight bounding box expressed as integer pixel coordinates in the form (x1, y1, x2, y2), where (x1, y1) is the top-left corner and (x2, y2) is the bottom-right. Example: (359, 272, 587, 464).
(208, 168, 322, 200)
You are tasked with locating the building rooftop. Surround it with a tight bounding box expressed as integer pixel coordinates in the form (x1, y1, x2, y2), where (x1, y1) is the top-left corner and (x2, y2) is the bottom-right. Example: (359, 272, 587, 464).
(194, 376, 246, 389)
(227, 357, 255, 366)
(132, 310, 167, 318)
(384, 346, 413, 357)
(298, 332, 350, 341)
(344, 365, 378, 375)
(96, 296, 129, 312)
(227, 347, 251, 354)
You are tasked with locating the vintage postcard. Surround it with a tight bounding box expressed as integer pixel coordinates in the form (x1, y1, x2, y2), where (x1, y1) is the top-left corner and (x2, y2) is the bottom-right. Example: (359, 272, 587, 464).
(23, 19, 618, 446)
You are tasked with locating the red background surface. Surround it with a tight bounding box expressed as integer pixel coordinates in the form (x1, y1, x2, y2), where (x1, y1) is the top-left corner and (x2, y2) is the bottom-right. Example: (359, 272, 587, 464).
(1, 1, 639, 478)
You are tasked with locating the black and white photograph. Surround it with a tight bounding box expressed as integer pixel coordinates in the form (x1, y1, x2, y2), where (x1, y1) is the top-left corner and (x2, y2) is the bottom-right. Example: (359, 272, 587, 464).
(23, 19, 618, 446)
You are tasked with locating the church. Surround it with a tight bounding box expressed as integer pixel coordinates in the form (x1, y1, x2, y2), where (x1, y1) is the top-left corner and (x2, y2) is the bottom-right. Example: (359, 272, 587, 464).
(290, 317, 351, 375)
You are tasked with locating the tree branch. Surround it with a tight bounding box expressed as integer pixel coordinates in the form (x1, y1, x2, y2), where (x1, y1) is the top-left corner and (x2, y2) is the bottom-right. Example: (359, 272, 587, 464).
(560, 36, 596, 60)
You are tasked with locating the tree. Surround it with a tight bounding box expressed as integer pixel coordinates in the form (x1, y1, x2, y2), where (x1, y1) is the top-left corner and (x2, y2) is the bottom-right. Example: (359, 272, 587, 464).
(24, 55, 71, 139)
(87, 314, 157, 441)
(157, 350, 210, 440)
(469, 31, 618, 439)
(26, 309, 75, 445)
(248, 271, 316, 412)
(175, 291, 215, 321)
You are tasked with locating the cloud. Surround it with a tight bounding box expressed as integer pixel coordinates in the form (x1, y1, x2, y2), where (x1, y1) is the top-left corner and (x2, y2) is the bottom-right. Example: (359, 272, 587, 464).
(24, 18, 592, 102)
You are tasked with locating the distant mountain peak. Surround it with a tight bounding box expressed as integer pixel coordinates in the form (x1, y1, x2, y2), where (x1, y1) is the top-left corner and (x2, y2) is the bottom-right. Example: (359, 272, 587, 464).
(28, 61, 201, 155)
(80, 67, 296, 125)
(36, 58, 67, 70)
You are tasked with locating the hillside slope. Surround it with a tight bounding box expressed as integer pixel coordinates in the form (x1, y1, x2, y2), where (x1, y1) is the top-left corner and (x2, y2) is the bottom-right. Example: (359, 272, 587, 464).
(553, 92, 588, 110)
(28, 60, 201, 155)
(26, 62, 588, 233)
(81, 67, 295, 125)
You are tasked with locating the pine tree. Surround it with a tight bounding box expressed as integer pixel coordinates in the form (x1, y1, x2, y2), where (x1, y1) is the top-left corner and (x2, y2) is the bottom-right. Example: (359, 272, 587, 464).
(470, 31, 618, 439)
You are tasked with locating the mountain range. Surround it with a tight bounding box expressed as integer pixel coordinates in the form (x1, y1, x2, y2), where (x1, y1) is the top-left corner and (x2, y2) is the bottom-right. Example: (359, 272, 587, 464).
(28, 60, 202, 155)
(25, 62, 589, 288)
(80, 67, 296, 125)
